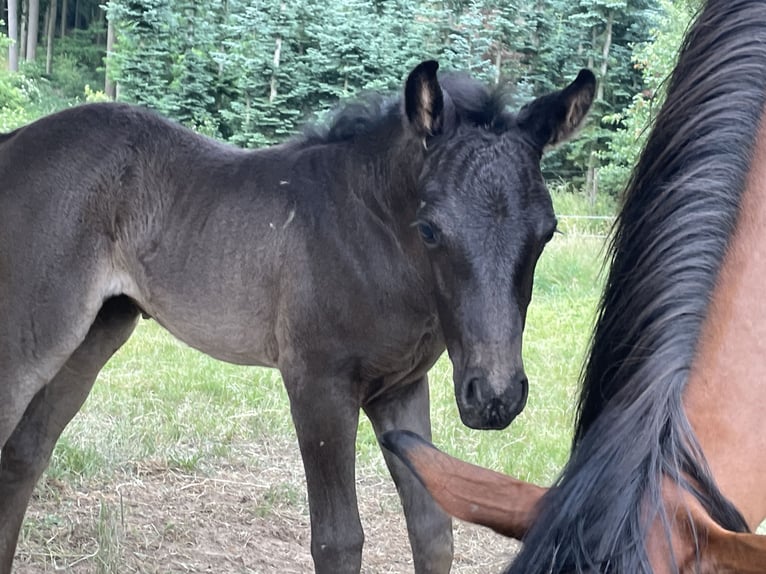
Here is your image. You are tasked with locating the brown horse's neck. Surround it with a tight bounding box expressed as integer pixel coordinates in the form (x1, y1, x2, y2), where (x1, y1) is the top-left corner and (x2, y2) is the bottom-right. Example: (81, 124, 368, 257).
(683, 109, 766, 530)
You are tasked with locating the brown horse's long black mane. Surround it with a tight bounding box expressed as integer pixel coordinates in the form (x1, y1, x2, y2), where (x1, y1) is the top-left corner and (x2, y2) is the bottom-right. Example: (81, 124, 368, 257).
(508, 2, 766, 573)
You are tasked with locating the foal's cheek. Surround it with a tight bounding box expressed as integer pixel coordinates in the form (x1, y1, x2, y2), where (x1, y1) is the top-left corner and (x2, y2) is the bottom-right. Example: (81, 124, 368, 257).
(431, 280, 460, 337)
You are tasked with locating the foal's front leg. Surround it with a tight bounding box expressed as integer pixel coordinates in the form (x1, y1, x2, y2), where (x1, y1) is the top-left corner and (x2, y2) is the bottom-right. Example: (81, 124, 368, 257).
(364, 376, 453, 574)
(283, 370, 364, 574)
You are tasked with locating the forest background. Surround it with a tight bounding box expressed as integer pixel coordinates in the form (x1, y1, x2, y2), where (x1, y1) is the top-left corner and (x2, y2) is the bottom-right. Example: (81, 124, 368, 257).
(2, 0, 701, 205)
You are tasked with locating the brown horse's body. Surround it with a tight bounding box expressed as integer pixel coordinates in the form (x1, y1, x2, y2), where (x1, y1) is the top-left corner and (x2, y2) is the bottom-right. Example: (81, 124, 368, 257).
(639, 112, 766, 571)
(637, 97, 766, 573)
(685, 113, 766, 531)
(383, 1, 766, 572)
(666, 105, 766, 573)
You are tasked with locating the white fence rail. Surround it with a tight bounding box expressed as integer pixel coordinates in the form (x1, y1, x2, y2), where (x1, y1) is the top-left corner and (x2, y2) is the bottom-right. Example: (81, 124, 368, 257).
(556, 214, 615, 239)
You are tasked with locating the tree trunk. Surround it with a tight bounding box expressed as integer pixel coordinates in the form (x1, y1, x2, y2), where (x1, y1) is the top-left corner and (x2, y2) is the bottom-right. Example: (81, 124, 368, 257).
(494, 48, 502, 85)
(531, 0, 541, 52)
(8, 0, 19, 71)
(95, 5, 104, 45)
(586, 11, 614, 205)
(598, 10, 613, 101)
(585, 24, 600, 205)
(19, 0, 27, 61)
(269, 36, 282, 102)
(26, 0, 39, 61)
(589, 160, 599, 208)
(45, 0, 57, 74)
(586, 146, 598, 208)
(530, 0, 542, 90)
(73, 0, 79, 29)
(105, 13, 116, 99)
(42, 0, 49, 43)
(269, 2, 285, 104)
(60, 0, 67, 36)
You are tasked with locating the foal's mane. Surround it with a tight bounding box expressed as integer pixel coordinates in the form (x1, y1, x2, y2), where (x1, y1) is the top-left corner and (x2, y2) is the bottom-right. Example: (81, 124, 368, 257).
(508, 1, 766, 573)
(299, 72, 515, 146)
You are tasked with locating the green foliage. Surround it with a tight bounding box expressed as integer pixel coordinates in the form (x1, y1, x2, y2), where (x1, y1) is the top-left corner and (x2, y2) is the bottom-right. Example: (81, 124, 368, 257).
(52, 28, 108, 99)
(0, 66, 42, 131)
(0, 19, 8, 52)
(107, 0, 180, 113)
(101, 0, 664, 157)
(4, 0, 695, 197)
(84, 84, 111, 102)
(520, 0, 657, 191)
(598, 0, 698, 195)
(0, 21, 29, 131)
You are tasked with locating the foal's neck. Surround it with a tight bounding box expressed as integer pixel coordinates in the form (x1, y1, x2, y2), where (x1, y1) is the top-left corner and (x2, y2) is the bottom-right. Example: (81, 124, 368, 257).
(338, 125, 425, 235)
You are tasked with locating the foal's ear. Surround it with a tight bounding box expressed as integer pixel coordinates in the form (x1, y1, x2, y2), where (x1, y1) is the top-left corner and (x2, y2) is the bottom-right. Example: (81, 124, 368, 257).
(517, 69, 596, 151)
(404, 60, 445, 138)
(379, 430, 546, 540)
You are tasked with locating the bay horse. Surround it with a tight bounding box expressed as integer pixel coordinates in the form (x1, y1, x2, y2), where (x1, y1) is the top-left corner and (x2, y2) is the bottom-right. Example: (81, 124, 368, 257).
(0, 61, 595, 573)
(382, 1, 766, 572)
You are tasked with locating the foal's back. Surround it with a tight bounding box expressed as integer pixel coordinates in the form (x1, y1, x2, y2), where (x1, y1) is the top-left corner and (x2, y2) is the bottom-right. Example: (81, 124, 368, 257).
(0, 103, 436, 372)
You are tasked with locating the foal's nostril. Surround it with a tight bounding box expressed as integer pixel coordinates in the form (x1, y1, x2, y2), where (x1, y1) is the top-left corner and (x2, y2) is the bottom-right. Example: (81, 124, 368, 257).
(519, 376, 529, 398)
(465, 377, 481, 404)
(508, 374, 529, 416)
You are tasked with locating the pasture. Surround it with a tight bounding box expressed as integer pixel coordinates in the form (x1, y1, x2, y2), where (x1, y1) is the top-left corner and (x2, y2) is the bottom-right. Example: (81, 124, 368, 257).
(13, 195, 610, 573)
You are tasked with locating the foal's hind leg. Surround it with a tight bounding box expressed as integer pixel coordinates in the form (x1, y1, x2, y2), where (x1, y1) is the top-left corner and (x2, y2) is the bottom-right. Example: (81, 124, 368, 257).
(364, 376, 453, 574)
(0, 297, 138, 573)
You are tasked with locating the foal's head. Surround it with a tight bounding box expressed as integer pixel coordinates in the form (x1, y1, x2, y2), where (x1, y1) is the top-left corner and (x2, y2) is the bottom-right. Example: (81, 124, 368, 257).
(403, 61, 595, 429)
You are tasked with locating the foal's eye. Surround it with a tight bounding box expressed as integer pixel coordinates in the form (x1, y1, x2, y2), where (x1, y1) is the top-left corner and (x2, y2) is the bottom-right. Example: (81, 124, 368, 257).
(416, 221, 440, 247)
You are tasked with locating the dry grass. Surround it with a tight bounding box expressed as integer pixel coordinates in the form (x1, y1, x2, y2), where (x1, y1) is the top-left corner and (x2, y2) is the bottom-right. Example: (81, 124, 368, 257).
(17, 437, 517, 573)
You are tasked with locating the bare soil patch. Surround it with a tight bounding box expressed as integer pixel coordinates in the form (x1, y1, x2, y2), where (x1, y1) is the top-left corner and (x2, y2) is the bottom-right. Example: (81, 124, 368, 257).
(15, 438, 518, 573)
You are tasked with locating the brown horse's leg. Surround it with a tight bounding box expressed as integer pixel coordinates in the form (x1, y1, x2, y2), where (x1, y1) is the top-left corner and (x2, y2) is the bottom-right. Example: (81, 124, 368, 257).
(0, 297, 138, 574)
(380, 430, 546, 541)
(364, 377, 453, 574)
(283, 369, 364, 574)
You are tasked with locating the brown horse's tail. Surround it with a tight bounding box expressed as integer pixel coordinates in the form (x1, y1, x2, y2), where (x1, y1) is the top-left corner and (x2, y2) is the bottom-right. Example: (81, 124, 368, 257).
(380, 430, 545, 540)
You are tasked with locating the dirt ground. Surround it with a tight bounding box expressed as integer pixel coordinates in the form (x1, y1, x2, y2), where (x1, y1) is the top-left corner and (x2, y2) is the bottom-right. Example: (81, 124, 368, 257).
(14, 437, 519, 573)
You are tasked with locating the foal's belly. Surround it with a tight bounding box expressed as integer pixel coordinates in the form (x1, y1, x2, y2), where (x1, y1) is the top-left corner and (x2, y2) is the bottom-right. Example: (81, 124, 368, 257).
(120, 280, 281, 368)
(133, 289, 443, 391)
(154, 313, 280, 368)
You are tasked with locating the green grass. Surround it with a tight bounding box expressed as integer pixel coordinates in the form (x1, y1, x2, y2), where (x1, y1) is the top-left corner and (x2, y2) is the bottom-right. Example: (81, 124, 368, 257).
(46, 230, 607, 489)
(550, 186, 617, 238)
(48, 331, 294, 482)
(550, 186, 617, 218)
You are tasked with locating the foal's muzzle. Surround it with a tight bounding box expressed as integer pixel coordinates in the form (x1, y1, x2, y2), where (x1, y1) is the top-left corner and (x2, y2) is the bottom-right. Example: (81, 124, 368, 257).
(456, 368, 529, 430)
